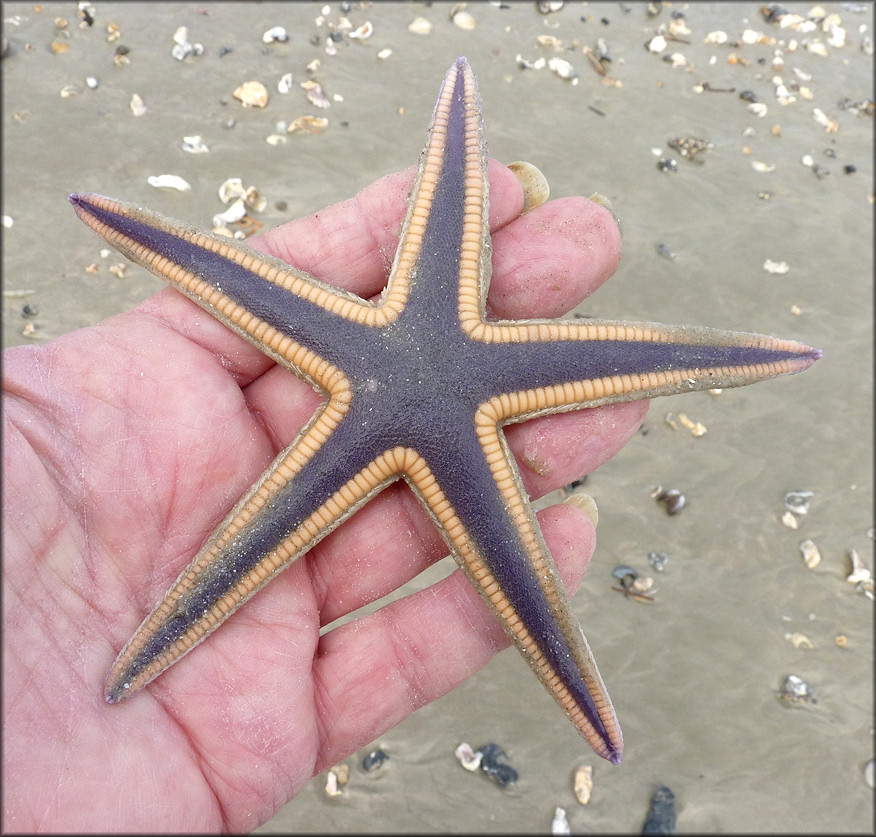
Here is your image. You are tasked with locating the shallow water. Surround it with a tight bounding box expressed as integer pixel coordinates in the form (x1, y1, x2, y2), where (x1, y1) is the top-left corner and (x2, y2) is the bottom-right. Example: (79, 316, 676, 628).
(3, 2, 872, 832)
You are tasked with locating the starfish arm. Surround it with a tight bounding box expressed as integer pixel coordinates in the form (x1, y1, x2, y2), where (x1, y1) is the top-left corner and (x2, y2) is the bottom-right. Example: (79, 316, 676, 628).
(473, 319, 821, 421)
(414, 414, 623, 763)
(104, 417, 418, 702)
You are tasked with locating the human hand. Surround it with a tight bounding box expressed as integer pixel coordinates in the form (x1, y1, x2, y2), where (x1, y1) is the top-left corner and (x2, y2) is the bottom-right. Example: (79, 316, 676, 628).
(2, 161, 642, 832)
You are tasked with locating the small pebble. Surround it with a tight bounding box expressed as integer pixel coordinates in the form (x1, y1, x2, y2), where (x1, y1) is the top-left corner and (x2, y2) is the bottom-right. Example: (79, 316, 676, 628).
(655, 488, 685, 516)
(21, 304, 39, 319)
(648, 552, 669, 572)
(779, 673, 815, 704)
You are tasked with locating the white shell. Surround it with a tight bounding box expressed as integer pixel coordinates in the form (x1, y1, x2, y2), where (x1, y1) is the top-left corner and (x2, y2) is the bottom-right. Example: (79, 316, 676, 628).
(233, 81, 269, 108)
(147, 174, 192, 192)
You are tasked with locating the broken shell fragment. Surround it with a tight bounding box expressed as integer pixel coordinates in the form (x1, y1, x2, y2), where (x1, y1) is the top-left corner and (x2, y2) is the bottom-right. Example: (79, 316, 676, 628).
(573, 764, 593, 804)
(783, 490, 814, 515)
(408, 16, 433, 35)
(799, 538, 821, 569)
(646, 34, 667, 53)
(233, 80, 269, 108)
(454, 742, 482, 771)
(763, 259, 790, 274)
(147, 174, 192, 192)
(779, 674, 815, 704)
(262, 26, 288, 44)
(785, 632, 814, 650)
(349, 21, 373, 40)
(287, 115, 328, 134)
(506, 161, 550, 212)
(181, 135, 209, 154)
(129, 93, 146, 116)
(450, 6, 476, 30)
(548, 56, 578, 80)
(654, 488, 686, 515)
(362, 749, 389, 772)
(301, 79, 331, 109)
(324, 763, 349, 797)
(551, 807, 571, 835)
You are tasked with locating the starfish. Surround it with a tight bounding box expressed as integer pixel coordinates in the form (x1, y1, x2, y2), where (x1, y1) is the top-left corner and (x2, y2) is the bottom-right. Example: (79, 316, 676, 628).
(69, 57, 820, 765)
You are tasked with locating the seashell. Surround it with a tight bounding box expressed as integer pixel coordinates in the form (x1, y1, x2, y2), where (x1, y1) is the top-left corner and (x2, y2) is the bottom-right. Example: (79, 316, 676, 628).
(668, 17, 692, 37)
(85, 76, 99, 89)
(646, 35, 667, 53)
(865, 759, 875, 790)
(265, 134, 287, 146)
(748, 102, 768, 117)
(408, 16, 433, 35)
(213, 198, 247, 229)
(812, 107, 838, 132)
(262, 26, 288, 44)
(233, 80, 268, 108)
(377, 47, 392, 60)
(1, 216, 13, 229)
(450, 6, 476, 30)
(454, 742, 482, 771)
(538, 1, 565, 12)
(648, 552, 669, 572)
(551, 807, 571, 835)
(300, 80, 330, 109)
(324, 763, 349, 797)
(665, 52, 687, 68)
(218, 177, 245, 204)
(781, 510, 799, 529)
(846, 548, 871, 584)
(129, 93, 147, 116)
(181, 135, 209, 154)
(349, 21, 373, 40)
(573, 764, 593, 804)
(60, 84, 81, 98)
(537, 34, 563, 49)
(785, 632, 814, 650)
(278, 72, 294, 94)
(506, 161, 550, 212)
(763, 259, 790, 274)
(805, 40, 829, 57)
(287, 115, 328, 134)
(799, 538, 821, 569)
(783, 490, 813, 515)
(751, 160, 776, 173)
(147, 174, 191, 192)
(779, 673, 814, 702)
(704, 30, 728, 45)
(548, 56, 578, 80)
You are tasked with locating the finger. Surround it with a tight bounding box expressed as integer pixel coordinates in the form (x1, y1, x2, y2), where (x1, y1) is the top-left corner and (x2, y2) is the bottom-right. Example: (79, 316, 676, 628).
(487, 195, 622, 319)
(310, 501, 597, 771)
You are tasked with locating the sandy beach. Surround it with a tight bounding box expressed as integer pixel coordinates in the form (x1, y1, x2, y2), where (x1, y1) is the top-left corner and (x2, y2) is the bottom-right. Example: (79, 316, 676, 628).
(3, 2, 872, 832)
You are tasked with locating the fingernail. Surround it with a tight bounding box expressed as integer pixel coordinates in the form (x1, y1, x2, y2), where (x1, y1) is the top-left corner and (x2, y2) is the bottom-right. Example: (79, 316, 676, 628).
(507, 160, 550, 212)
(588, 192, 622, 240)
(564, 492, 599, 529)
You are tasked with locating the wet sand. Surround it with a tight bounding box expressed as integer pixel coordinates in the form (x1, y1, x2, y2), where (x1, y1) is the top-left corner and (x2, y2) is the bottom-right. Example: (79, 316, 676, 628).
(3, 2, 872, 832)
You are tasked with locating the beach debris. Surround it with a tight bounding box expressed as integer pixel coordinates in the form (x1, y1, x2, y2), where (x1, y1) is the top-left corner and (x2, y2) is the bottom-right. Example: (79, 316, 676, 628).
(704, 30, 729, 45)
(548, 57, 578, 81)
(779, 673, 815, 705)
(798, 538, 821, 570)
(408, 16, 433, 35)
(287, 115, 328, 135)
(300, 79, 331, 109)
(835, 634, 848, 648)
(573, 764, 593, 804)
(812, 107, 839, 132)
(171, 26, 203, 61)
(668, 137, 712, 164)
(455, 742, 517, 786)
(233, 80, 268, 108)
(506, 161, 550, 212)
(261, 26, 288, 44)
(551, 806, 571, 835)
(129, 93, 146, 116)
(657, 158, 678, 172)
(2, 216, 13, 229)
(538, 1, 565, 12)
(180, 135, 209, 154)
(783, 490, 814, 516)
(751, 160, 776, 173)
(642, 785, 676, 834)
(785, 631, 814, 650)
(664, 411, 707, 436)
(362, 748, 389, 772)
(349, 21, 373, 40)
(648, 552, 669, 572)
(277, 72, 294, 94)
(846, 549, 874, 599)
(763, 259, 790, 274)
(324, 763, 349, 797)
(646, 35, 667, 54)
(147, 174, 191, 192)
(85, 75, 99, 89)
(653, 487, 686, 516)
(612, 565, 656, 600)
(865, 759, 874, 790)
(781, 511, 799, 529)
(454, 742, 482, 772)
(450, 5, 477, 30)
(477, 743, 518, 787)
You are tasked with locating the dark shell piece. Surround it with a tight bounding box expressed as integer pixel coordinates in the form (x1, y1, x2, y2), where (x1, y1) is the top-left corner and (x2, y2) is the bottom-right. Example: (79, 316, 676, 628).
(476, 743, 518, 787)
(656, 489, 686, 515)
(642, 785, 676, 834)
(362, 748, 389, 772)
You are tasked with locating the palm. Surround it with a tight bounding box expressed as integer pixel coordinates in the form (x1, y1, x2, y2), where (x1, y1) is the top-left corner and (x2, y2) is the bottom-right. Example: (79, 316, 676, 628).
(2, 164, 642, 832)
